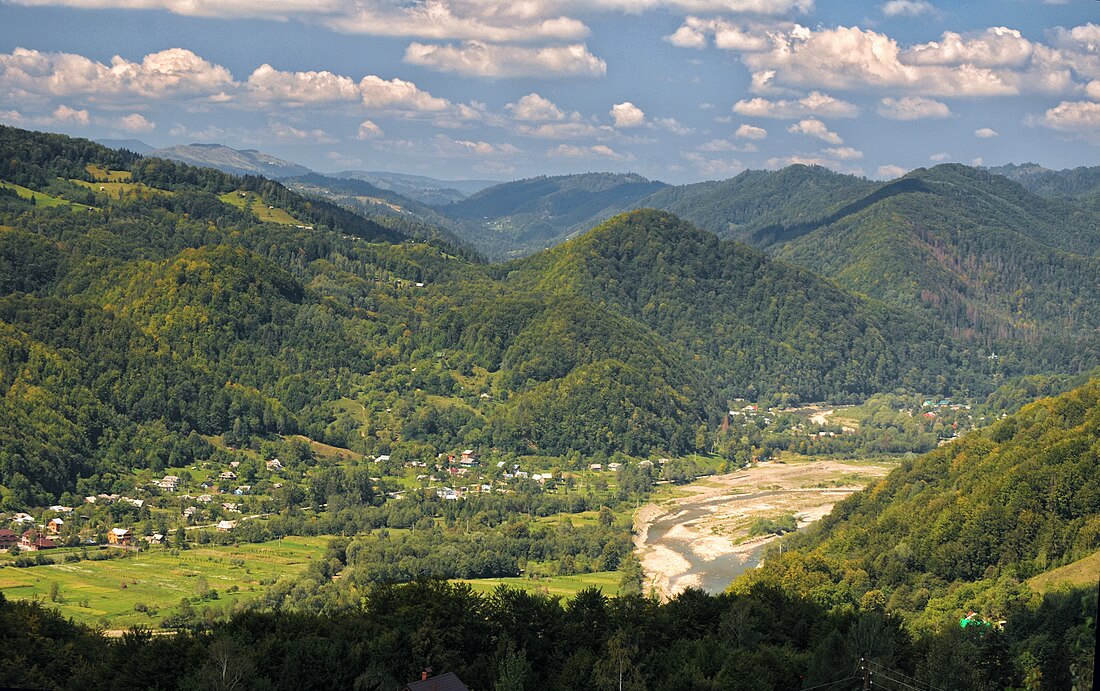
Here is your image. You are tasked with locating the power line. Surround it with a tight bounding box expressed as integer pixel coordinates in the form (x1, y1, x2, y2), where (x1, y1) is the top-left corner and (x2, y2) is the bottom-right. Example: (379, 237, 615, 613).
(865, 660, 945, 691)
(799, 675, 863, 691)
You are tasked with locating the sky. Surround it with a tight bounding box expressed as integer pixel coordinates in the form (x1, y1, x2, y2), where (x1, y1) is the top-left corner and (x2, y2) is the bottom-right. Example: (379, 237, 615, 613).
(0, 1, 1097, 184)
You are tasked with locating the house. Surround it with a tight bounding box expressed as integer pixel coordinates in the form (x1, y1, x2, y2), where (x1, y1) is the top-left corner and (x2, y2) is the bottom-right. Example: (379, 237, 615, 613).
(0, 529, 17, 549)
(145, 533, 165, 545)
(216, 520, 236, 532)
(222, 502, 240, 513)
(48, 505, 73, 514)
(265, 458, 283, 472)
(459, 449, 476, 465)
(197, 494, 213, 503)
(108, 528, 134, 546)
(11, 513, 34, 526)
(121, 497, 144, 508)
(218, 470, 238, 481)
(588, 464, 603, 471)
(234, 485, 251, 495)
(405, 671, 469, 691)
(20, 530, 56, 551)
(182, 507, 197, 518)
(638, 460, 654, 469)
(607, 462, 622, 471)
(157, 475, 180, 491)
(46, 517, 64, 534)
(229, 461, 240, 469)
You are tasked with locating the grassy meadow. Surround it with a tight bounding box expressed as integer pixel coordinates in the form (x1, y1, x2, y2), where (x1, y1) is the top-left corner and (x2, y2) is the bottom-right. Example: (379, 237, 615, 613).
(0, 536, 330, 629)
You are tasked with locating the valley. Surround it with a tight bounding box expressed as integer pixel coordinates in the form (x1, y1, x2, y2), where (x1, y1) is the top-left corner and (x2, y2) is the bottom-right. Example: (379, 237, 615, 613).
(635, 459, 893, 598)
(0, 125, 1095, 690)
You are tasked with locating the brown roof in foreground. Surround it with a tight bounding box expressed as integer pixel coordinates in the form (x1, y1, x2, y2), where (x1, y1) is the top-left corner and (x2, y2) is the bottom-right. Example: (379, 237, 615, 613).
(405, 672, 469, 691)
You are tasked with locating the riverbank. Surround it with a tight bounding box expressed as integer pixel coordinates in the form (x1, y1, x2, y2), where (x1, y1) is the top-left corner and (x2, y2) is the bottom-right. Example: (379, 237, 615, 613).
(634, 459, 892, 599)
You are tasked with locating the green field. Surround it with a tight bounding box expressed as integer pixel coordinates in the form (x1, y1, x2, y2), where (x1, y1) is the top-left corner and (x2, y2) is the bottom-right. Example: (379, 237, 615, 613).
(458, 571, 621, 598)
(86, 164, 132, 182)
(0, 181, 92, 209)
(218, 191, 303, 225)
(1027, 550, 1100, 594)
(0, 536, 330, 629)
(72, 178, 172, 199)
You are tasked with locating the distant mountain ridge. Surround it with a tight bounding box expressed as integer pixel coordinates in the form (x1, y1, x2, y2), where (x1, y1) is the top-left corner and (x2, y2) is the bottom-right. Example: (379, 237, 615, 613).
(95, 138, 154, 155)
(987, 162, 1100, 212)
(150, 143, 313, 179)
(333, 170, 499, 205)
(437, 172, 669, 259)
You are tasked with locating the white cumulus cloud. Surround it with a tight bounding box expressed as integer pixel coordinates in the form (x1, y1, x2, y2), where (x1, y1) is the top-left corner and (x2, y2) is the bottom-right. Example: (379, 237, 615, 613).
(878, 96, 951, 120)
(0, 47, 235, 103)
(50, 104, 88, 124)
(549, 143, 631, 160)
(115, 112, 154, 131)
(246, 64, 360, 105)
(881, 0, 936, 18)
(359, 75, 450, 112)
(404, 41, 606, 78)
(974, 127, 999, 137)
(735, 123, 768, 139)
(734, 91, 858, 119)
(1039, 100, 1100, 135)
(507, 93, 565, 121)
(787, 118, 842, 144)
(610, 101, 646, 128)
(877, 164, 908, 178)
(357, 120, 383, 139)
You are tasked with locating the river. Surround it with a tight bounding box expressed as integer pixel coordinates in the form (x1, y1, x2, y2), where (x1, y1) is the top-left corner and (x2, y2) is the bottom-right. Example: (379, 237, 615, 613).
(634, 460, 892, 598)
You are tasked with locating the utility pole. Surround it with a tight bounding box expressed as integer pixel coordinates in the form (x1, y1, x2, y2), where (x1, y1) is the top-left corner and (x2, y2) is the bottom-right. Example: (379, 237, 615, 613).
(862, 656, 871, 690)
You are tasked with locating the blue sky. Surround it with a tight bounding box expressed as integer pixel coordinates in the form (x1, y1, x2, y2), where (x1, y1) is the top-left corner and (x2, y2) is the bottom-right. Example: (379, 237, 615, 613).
(0, 0, 1097, 183)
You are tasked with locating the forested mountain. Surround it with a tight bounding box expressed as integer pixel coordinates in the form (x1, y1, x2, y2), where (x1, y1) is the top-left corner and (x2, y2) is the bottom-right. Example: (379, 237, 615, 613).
(502, 210, 974, 403)
(436, 172, 669, 259)
(638, 164, 875, 245)
(282, 172, 476, 253)
(2, 125, 1096, 505)
(149, 143, 314, 179)
(746, 378, 1100, 632)
(762, 165, 1100, 372)
(989, 162, 1100, 212)
(335, 170, 498, 204)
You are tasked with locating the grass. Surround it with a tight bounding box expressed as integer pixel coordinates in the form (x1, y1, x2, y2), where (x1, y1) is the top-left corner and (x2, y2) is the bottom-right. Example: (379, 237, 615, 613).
(458, 571, 621, 599)
(0, 181, 92, 209)
(86, 164, 132, 182)
(71, 179, 172, 199)
(1027, 550, 1100, 594)
(0, 535, 331, 629)
(218, 191, 303, 226)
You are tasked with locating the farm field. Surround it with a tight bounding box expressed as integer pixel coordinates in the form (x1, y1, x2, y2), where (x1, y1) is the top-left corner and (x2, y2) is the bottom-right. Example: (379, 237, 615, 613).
(86, 164, 133, 182)
(0, 535, 331, 629)
(218, 190, 303, 225)
(71, 178, 173, 199)
(458, 571, 621, 598)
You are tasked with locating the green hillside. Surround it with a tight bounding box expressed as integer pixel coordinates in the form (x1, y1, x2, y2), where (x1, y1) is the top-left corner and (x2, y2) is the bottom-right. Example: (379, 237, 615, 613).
(638, 164, 875, 245)
(769, 165, 1100, 371)
(505, 209, 974, 402)
(436, 172, 669, 259)
(740, 378, 1100, 628)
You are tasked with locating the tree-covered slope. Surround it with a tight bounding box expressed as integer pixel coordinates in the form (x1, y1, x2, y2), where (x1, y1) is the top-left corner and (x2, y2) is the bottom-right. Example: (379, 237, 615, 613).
(638, 164, 875, 246)
(740, 378, 1100, 631)
(503, 209, 974, 402)
(990, 162, 1100, 213)
(436, 173, 669, 259)
(769, 165, 1100, 371)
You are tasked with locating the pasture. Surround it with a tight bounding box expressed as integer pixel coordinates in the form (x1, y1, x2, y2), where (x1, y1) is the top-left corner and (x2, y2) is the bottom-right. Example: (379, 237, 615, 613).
(0, 535, 331, 629)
